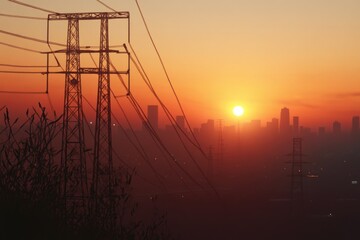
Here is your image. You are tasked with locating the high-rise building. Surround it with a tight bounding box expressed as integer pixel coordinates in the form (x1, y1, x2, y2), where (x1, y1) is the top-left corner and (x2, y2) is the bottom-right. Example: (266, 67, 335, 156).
(280, 107, 290, 134)
(333, 121, 341, 135)
(293, 116, 299, 135)
(272, 118, 279, 133)
(266, 118, 279, 135)
(176, 115, 185, 131)
(352, 116, 359, 134)
(147, 105, 158, 130)
(200, 119, 215, 135)
(318, 127, 326, 137)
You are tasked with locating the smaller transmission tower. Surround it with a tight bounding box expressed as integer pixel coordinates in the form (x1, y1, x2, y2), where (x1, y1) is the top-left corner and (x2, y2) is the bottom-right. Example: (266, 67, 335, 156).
(288, 137, 305, 215)
(208, 145, 214, 183)
(217, 119, 224, 176)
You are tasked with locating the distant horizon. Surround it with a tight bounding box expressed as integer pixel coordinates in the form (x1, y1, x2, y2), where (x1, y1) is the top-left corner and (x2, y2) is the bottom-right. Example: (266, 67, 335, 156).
(2, 0, 360, 134)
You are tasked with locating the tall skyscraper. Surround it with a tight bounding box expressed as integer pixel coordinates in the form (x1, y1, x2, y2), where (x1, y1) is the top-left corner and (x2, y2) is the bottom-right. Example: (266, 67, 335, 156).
(352, 116, 359, 134)
(293, 116, 299, 135)
(266, 118, 278, 134)
(272, 118, 279, 133)
(280, 107, 290, 134)
(318, 127, 326, 137)
(176, 115, 185, 131)
(333, 121, 341, 135)
(147, 105, 158, 130)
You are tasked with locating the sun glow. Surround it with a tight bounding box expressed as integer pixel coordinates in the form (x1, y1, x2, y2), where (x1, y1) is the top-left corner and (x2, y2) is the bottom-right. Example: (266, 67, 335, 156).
(233, 106, 244, 117)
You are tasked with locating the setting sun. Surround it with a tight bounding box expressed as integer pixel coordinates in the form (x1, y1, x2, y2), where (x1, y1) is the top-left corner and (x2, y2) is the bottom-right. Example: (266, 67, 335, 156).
(233, 106, 244, 117)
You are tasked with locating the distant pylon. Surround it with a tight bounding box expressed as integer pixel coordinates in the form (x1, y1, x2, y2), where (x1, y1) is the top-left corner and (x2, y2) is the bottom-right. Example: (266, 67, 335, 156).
(217, 119, 224, 175)
(289, 137, 305, 215)
(61, 17, 88, 216)
(208, 145, 214, 183)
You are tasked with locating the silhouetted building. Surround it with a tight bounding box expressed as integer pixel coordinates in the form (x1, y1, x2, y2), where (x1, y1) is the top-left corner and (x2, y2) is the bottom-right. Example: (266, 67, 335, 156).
(176, 115, 185, 131)
(200, 119, 215, 135)
(147, 105, 158, 130)
(200, 119, 216, 144)
(280, 107, 290, 134)
(223, 125, 236, 138)
(352, 116, 359, 134)
(266, 118, 279, 135)
(293, 116, 299, 135)
(300, 126, 311, 136)
(333, 121, 341, 135)
(318, 127, 326, 137)
(244, 120, 261, 133)
(272, 118, 279, 133)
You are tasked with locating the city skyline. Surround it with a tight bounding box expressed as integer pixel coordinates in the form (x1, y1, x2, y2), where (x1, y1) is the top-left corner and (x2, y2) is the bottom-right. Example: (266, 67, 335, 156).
(139, 104, 360, 134)
(1, 0, 360, 128)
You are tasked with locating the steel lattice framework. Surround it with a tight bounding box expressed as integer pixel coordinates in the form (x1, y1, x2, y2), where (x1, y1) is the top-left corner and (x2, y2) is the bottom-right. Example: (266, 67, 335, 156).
(286, 137, 308, 216)
(61, 17, 88, 216)
(92, 17, 116, 230)
(290, 137, 303, 202)
(46, 12, 130, 228)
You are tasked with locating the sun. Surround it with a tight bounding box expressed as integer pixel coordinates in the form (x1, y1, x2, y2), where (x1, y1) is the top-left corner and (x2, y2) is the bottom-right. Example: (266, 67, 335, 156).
(233, 106, 244, 117)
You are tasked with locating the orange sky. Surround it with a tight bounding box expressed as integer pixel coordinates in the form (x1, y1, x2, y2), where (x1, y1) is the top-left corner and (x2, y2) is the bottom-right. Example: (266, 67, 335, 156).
(1, 0, 360, 131)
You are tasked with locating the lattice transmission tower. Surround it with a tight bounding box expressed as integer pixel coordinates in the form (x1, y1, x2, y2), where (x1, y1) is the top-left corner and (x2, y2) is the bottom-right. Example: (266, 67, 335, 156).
(287, 137, 307, 216)
(46, 12, 130, 225)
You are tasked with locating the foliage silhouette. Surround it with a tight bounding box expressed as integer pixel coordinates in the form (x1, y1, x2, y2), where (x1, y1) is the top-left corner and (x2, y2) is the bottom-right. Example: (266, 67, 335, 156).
(0, 106, 171, 239)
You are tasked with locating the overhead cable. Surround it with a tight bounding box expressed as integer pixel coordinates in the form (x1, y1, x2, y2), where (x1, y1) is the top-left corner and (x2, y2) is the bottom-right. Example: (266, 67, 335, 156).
(0, 70, 44, 74)
(96, 0, 117, 12)
(0, 63, 58, 68)
(8, 0, 58, 14)
(0, 91, 46, 94)
(108, 57, 204, 189)
(0, 12, 47, 20)
(0, 41, 42, 53)
(128, 46, 220, 196)
(0, 29, 65, 47)
(134, 0, 203, 150)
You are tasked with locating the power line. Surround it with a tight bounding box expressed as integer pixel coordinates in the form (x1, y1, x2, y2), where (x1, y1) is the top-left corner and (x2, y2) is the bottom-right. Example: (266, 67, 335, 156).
(134, 0, 200, 147)
(0, 63, 58, 68)
(96, 0, 117, 12)
(0, 70, 45, 74)
(0, 41, 42, 53)
(83, 93, 164, 190)
(0, 12, 47, 20)
(128, 46, 221, 197)
(110, 58, 205, 189)
(0, 29, 124, 49)
(8, 0, 58, 14)
(0, 29, 66, 47)
(85, 54, 166, 190)
(108, 57, 205, 189)
(110, 91, 168, 191)
(0, 91, 47, 94)
(129, 44, 201, 150)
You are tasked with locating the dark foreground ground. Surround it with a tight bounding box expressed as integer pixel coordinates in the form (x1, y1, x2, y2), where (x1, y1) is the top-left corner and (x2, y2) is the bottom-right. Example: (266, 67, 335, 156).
(136, 172, 360, 240)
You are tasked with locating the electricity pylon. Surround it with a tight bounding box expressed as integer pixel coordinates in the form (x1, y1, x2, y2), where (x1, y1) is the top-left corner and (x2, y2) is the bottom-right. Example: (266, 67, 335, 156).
(92, 16, 116, 231)
(61, 17, 88, 219)
(287, 137, 307, 216)
(290, 138, 303, 201)
(46, 12, 130, 228)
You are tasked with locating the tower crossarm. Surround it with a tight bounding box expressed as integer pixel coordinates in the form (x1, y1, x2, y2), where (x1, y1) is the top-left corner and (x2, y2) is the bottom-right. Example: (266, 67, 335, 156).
(48, 12, 129, 20)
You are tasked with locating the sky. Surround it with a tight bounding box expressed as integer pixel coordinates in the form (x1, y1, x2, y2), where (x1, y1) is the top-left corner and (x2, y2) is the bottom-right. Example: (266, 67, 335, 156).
(1, 0, 360, 130)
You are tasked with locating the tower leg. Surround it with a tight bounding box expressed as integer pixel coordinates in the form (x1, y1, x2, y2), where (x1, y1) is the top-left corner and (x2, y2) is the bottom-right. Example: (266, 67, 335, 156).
(92, 15, 115, 232)
(61, 18, 88, 222)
